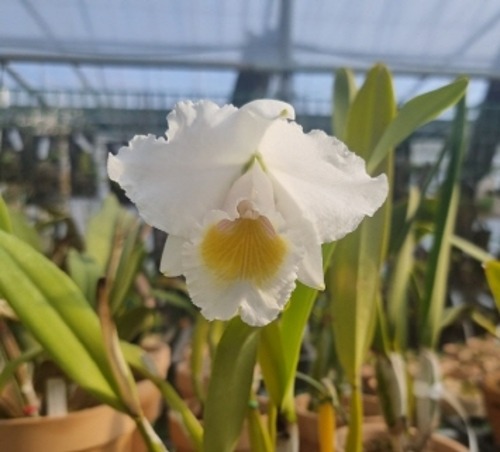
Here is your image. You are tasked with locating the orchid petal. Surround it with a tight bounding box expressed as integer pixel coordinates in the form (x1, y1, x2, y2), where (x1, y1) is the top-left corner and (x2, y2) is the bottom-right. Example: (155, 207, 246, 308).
(262, 123, 388, 243)
(241, 99, 295, 121)
(160, 235, 185, 276)
(108, 100, 293, 236)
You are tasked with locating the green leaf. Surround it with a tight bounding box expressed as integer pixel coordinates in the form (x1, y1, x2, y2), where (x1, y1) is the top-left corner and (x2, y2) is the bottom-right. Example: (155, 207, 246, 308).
(372, 294, 391, 355)
(277, 242, 337, 420)
(329, 221, 382, 380)
(0, 233, 122, 408)
(330, 65, 396, 452)
(123, 342, 204, 449)
(108, 218, 143, 313)
(247, 402, 273, 452)
(471, 310, 500, 337)
(190, 314, 210, 403)
(484, 260, 500, 313)
(386, 187, 420, 351)
(333, 68, 357, 140)
(115, 306, 155, 342)
(85, 195, 144, 314)
(345, 64, 396, 162)
(330, 63, 395, 382)
(420, 98, 467, 348)
(0, 195, 12, 233)
(375, 353, 408, 430)
(451, 235, 495, 263)
(389, 142, 448, 255)
(258, 320, 288, 407)
(203, 317, 259, 452)
(368, 77, 468, 173)
(85, 196, 120, 271)
(7, 208, 42, 252)
(440, 305, 471, 330)
(153, 288, 198, 316)
(438, 305, 497, 333)
(66, 249, 102, 306)
(0, 345, 43, 392)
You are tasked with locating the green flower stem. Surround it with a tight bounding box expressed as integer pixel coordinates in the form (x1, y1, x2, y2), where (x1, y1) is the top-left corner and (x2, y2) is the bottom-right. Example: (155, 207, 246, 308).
(134, 415, 168, 452)
(267, 402, 278, 447)
(123, 342, 204, 449)
(146, 373, 203, 450)
(247, 401, 273, 452)
(346, 382, 363, 452)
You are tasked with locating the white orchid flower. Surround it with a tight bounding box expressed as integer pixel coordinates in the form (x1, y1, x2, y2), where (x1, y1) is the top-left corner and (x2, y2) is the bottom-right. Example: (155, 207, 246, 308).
(108, 99, 388, 326)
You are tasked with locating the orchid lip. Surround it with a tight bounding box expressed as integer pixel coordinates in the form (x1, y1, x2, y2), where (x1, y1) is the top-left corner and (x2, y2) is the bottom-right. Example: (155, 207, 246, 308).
(200, 207, 288, 287)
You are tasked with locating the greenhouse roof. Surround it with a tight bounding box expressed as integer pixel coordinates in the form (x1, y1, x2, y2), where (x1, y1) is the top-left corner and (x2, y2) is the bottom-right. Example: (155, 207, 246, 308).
(0, 0, 498, 112)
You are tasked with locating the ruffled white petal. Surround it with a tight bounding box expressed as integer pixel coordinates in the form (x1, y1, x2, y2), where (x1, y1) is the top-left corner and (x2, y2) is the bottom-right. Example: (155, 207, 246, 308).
(262, 122, 389, 243)
(108, 100, 293, 236)
(160, 235, 186, 276)
(272, 184, 325, 289)
(241, 99, 295, 121)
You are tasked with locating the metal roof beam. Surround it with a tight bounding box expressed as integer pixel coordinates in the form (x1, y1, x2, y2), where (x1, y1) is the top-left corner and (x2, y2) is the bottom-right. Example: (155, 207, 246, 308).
(0, 52, 497, 80)
(4, 64, 47, 107)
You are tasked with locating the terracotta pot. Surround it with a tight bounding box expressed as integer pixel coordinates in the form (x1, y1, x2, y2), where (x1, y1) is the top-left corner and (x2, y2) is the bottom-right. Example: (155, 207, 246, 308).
(0, 403, 136, 452)
(336, 421, 468, 452)
(0, 341, 171, 452)
(481, 370, 500, 447)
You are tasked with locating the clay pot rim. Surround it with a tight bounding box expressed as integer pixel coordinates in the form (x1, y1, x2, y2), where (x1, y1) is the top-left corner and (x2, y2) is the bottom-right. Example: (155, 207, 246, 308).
(0, 402, 120, 426)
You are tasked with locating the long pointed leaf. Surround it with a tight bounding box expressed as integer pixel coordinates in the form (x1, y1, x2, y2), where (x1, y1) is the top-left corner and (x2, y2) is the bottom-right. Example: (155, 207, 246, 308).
(85, 195, 121, 271)
(345, 64, 396, 162)
(0, 245, 121, 407)
(123, 342, 204, 449)
(330, 64, 395, 452)
(0, 230, 124, 408)
(420, 97, 467, 348)
(0, 345, 43, 392)
(66, 249, 102, 306)
(368, 77, 468, 173)
(386, 187, 420, 351)
(0, 195, 12, 233)
(330, 63, 395, 382)
(484, 260, 500, 313)
(203, 318, 259, 452)
(258, 320, 288, 407)
(277, 242, 336, 420)
(333, 68, 357, 140)
(451, 235, 494, 263)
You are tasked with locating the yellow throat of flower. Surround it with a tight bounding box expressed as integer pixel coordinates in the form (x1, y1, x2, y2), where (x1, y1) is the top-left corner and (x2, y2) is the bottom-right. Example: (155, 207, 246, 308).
(200, 212, 288, 287)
